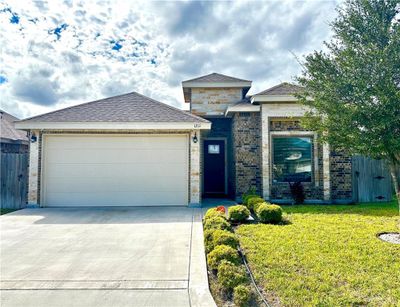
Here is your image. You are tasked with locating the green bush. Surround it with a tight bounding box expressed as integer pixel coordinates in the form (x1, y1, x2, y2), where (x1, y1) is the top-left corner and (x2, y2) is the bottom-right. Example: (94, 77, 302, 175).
(212, 230, 239, 250)
(203, 216, 231, 232)
(256, 203, 283, 224)
(242, 187, 257, 203)
(203, 207, 225, 221)
(217, 260, 248, 290)
(246, 197, 265, 211)
(204, 229, 215, 253)
(207, 245, 240, 270)
(228, 205, 250, 222)
(233, 285, 252, 307)
(253, 201, 268, 212)
(242, 194, 258, 206)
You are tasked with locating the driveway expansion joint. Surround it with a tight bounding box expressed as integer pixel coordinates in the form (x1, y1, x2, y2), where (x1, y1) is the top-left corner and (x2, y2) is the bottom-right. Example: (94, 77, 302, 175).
(1, 280, 189, 290)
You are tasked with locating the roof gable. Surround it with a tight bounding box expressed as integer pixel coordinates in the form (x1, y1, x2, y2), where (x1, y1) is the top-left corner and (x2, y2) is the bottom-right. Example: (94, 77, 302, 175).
(254, 82, 304, 96)
(18, 92, 209, 124)
(182, 72, 251, 83)
(0, 110, 28, 142)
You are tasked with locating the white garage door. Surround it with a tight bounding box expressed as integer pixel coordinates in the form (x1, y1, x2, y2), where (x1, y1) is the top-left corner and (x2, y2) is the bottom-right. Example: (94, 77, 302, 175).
(42, 135, 189, 207)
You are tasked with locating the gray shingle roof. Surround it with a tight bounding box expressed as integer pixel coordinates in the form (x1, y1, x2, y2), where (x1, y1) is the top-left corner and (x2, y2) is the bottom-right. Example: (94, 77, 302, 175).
(18, 92, 209, 123)
(0, 110, 28, 142)
(254, 82, 304, 96)
(183, 72, 251, 83)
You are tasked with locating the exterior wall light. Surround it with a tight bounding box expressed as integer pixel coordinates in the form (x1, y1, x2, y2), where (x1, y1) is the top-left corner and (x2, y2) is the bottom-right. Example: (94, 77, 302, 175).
(30, 134, 37, 143)
(192, 132, 198, 143)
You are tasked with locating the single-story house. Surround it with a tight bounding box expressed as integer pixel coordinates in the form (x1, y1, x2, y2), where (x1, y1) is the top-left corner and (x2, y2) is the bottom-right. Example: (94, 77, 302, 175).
(16, 73, 352, 207)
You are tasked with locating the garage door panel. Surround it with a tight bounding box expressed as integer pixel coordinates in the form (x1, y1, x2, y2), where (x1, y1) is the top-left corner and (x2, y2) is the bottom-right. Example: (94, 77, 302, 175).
(46, 149, 187, 164)
(43, 135, 189, 207)
(46, 176, 187, 193)
(46, 163, 186, 178)
(46, 191, 187, 207)
(47, 136, 188, 150)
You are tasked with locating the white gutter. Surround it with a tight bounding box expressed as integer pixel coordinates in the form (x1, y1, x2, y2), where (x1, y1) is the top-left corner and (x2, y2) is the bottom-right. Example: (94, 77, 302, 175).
(251, 95, 298, 103)
(15, 121, 212, 131)
(251, 95, 313, 104)
(225, 104, 260, 116)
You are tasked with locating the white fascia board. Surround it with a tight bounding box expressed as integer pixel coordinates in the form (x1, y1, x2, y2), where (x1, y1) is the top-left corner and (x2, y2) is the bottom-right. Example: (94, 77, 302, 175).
(251, 95, 298, 103)
(15, 121, 212, 131)
(182, 81, 252, 88)
(225, 104, 260, 116)
(251, 95, 314, 103)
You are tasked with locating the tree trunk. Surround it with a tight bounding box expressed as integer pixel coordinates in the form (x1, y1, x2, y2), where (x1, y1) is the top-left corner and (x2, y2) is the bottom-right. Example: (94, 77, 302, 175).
(388, 162, 400, 217)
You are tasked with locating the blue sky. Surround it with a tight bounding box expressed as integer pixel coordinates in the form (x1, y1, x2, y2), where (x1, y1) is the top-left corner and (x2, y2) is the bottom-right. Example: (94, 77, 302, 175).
(0, 0, 338, 119)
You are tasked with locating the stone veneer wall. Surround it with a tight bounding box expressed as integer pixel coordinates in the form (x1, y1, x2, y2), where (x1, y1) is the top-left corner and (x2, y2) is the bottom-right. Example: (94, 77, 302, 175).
(191, 88, 242, 117)
(27, 130, 39, 205)
(330, 150, 353, 201)
(232, 112, 262, 199)
(201, 118, 234, 197)
(269, 119, 324, 200)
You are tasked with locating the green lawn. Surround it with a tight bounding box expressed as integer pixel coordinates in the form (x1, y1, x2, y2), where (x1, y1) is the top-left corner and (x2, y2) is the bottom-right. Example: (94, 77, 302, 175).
(236, 201, 400, 306)
(0, 208, 18, 215)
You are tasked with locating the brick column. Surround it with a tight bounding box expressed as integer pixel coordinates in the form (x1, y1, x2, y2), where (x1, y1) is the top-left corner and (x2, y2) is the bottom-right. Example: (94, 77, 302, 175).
(28, 130, 39, 206)
(322, 143, 331, 201)
(190, 130, 201, 206)
(261, 106, 270, 200)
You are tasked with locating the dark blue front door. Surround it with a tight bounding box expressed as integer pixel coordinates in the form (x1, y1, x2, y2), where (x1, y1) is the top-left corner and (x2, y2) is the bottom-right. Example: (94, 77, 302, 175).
(204, 140, 225, 195)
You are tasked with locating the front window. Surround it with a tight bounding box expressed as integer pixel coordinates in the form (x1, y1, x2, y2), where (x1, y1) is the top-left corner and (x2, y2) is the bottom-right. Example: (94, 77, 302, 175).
(272, 137, 312, 182)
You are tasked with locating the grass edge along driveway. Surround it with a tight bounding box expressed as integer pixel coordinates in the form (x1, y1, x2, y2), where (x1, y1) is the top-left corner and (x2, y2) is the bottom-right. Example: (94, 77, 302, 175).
(236, 201, 400, 306)
(0, 208, 18, 215)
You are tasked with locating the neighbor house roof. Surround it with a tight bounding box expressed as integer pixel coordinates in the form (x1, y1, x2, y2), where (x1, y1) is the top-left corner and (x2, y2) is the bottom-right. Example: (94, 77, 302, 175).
(0, 110, 28, 143)
(182, 72, 251, 84)
(16, 92, 211, 130)
(253, 82, 304, 96)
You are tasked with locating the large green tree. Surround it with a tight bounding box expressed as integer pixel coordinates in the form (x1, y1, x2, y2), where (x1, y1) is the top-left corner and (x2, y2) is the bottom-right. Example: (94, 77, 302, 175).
(297, 0, 400, 210)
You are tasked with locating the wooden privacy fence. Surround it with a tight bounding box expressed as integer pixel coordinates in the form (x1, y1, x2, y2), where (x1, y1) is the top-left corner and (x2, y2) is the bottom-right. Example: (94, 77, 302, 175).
(1, 152, 28, 209)
(352, 155, 395, 203)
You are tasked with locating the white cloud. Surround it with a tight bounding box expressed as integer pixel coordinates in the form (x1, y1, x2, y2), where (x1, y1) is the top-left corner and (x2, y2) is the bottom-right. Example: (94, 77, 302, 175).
(0, 0, 338, 119)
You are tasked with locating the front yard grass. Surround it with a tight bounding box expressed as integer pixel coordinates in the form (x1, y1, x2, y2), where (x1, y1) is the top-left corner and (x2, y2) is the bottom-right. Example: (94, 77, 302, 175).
(236, 201, 400, 306)
(0, 208, 18, 215)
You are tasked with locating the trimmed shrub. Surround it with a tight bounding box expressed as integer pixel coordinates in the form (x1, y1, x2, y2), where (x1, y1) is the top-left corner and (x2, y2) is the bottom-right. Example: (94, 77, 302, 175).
(256, 203, 283, 224)
(212, 230, 239, 250)
(207, 245, 240, 270)
(233, 285, 252, 307)
(203, 216, 231, 232)
(204, 229, 215, 253)
(253, 201, 268, 213)
(246, 197, 265, 211)
(242, 194, 258, 206)
(228, 205, 250, 222)
(242, 187, 257, 202)
(204, 208, 225, 221)
(217, 260, 247, 290)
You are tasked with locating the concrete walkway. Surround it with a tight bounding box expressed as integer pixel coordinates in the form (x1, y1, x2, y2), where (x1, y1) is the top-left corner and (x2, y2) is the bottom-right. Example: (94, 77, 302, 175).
(0, 207, 216, 307)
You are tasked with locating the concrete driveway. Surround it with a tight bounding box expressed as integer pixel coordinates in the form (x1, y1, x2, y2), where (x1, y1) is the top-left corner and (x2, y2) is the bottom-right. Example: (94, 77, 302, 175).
(0, 207, 215, 307)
